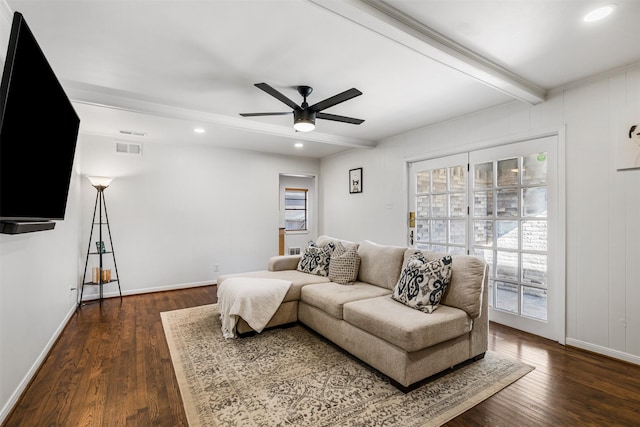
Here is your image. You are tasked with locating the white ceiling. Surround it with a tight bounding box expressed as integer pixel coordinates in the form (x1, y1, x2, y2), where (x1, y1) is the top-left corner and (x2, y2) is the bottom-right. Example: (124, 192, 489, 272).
(6, 0, 640, 158)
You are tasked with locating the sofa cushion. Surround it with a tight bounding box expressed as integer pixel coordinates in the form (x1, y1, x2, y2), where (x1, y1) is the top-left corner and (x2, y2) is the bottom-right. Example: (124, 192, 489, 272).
(297, 242, 335, 276)
(301, 282, 391, 319)
(343, 295, 472, 352)
(217, 270, 330, 303)
(357, 240, 406, 290)
(392, 253, 452, 313)
(403, 249, 487, 319)
(328, 242, 360, 285)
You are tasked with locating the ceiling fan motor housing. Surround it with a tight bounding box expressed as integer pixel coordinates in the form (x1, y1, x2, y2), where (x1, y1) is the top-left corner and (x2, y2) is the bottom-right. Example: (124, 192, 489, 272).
(294, 109, 316, 131)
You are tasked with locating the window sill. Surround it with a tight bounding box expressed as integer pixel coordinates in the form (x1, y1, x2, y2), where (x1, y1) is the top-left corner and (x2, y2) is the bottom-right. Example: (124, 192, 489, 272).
(285, 230, 309, 235)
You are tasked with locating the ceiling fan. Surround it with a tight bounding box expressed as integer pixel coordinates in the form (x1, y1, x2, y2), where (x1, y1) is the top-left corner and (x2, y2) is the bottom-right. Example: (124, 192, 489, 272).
(240, 83, 364, 132)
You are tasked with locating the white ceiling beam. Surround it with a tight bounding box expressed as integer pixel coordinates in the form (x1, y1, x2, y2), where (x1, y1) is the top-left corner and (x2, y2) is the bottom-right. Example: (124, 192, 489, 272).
(64, 81, 376, 150)
(309, 0, 546, 104)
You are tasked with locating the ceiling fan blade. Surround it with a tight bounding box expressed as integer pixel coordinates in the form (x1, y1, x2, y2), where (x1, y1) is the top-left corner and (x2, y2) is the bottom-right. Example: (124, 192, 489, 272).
(309, 88, 362, 112)
(316, 112, 364, 125)
(254, 83, 301, 110)
(239, 112, 292, 117)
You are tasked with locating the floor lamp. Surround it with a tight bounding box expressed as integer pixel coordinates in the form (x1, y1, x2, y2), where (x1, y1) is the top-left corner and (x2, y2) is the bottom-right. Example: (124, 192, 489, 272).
(79, 176, 122, 307)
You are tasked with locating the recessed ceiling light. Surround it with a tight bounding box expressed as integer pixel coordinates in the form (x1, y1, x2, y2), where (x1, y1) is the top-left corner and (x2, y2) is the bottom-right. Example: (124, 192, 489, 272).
(294, 143, 304, 148)
(194, 128, 205, 134)
(583, 5, 616, 22)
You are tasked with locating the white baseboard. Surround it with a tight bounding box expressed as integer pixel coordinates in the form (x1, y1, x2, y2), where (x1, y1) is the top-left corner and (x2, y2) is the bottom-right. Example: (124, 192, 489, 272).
(80, 280, 214, 301)
(565, 338, 640, 366)
(0, 303, 77, 425)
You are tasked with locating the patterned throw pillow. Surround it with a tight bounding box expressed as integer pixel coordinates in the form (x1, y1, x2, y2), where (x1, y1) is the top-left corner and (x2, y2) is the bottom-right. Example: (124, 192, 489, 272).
(297, 241, 335, 276)
(392, 253, 453, 313)
(328, 242, 360, 285)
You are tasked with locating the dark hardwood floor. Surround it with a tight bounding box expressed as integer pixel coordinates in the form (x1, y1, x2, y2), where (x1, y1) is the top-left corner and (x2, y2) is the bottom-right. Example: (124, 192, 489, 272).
(3, 285, 640, 426)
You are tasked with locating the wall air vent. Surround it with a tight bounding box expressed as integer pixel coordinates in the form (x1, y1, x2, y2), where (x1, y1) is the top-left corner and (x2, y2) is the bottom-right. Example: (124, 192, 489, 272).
(118, 129, 147, 137)
(115, 141, 142, 156)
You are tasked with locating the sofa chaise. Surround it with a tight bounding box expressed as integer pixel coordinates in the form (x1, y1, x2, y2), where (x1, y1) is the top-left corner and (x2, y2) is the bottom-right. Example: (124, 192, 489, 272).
(216, 235, 489, 389)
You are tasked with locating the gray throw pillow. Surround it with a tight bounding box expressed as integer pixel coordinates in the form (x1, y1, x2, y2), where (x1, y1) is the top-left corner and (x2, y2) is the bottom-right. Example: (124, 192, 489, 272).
(329, 242, 360, 285)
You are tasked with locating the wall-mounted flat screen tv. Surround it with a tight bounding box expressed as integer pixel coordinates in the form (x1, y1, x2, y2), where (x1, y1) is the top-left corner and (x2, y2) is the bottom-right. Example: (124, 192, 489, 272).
(0, 11, 80, 231)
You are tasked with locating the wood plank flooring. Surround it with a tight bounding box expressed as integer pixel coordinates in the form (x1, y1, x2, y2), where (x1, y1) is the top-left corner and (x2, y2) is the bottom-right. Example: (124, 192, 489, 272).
(3, 285, 640, 426)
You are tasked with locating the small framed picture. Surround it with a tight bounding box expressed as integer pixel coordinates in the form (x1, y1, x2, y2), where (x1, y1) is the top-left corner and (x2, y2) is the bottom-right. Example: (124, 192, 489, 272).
(349, 168, 363, 194)
(95, 241, 106, 253)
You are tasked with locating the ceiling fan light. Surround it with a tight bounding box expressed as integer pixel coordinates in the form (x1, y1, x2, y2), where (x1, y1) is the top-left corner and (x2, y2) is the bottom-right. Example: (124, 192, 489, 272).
(294, 121, 315, 132)
(293, 110, 316, 132)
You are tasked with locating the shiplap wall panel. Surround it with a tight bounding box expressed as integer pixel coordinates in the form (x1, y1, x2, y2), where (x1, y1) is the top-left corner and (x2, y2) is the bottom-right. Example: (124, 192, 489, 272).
(625, 67, 640, 356)
(566, 80, 612, 347)
(607, 72, 629, 352)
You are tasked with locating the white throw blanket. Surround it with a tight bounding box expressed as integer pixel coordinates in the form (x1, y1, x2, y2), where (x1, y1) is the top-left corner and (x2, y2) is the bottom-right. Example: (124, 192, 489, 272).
(217, 277, 292, 338)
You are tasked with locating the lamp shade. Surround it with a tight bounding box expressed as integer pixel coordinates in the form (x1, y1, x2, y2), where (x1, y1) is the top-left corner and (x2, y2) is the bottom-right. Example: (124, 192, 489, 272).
(87, 176, 113, 188)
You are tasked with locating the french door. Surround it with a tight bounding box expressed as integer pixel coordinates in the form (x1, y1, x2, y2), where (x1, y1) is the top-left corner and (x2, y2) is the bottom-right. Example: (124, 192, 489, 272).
(408, 136, 564, 342)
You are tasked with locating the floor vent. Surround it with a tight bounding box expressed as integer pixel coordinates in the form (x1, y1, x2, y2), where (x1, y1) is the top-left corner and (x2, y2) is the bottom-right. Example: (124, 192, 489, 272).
(116, 141, 143, 156)
(288, 247, 301, 255)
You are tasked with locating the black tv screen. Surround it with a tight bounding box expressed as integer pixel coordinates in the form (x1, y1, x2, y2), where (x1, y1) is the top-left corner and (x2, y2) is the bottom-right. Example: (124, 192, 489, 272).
(0, 11, 79, 222)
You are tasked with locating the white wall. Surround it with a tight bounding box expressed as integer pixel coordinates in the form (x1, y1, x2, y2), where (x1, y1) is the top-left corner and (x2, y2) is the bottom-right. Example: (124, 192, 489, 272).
(0, 151, 82, 421)
(320, 65, 640, 363)
(79, 134, 320, 298)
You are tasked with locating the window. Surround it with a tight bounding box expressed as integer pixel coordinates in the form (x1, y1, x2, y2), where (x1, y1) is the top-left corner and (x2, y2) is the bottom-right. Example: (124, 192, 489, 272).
(284, 188, 307, 231)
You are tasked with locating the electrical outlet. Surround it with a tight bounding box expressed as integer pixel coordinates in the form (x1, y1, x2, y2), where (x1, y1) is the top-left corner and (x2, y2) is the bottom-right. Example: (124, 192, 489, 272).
(214, 264, 220, 272)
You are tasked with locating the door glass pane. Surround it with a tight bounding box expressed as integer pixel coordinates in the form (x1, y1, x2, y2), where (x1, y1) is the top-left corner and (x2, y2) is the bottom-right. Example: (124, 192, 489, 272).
(522, 153, 547, 185)
(522, 221, 547, 251)
(523, 187, 547, 217)
(432, 168, 447, 192)
(450, 193, 466, 217)
(496, 220, 519, 249)
(417, 171, 430, 193)
(497, 158, 518, 186)
(522, 253, 547, 285)
(431, 194, 447, 217)
(496, 251, 518, 280)
(449, 220, 466, 244)
(473, 220, 493, 247)
(417, 195, 429, 218)
(449, 165, 466, 190)
(523, 286, 547, 320)
(474, 162, 493, 188)
(497, 189, 518, 217)
(432, 245, 447, 253)
(431, 220, 446, 243)
(416, 219, 429, 241)
(495, 281, 518, 313)
(474, 191, 493, 216)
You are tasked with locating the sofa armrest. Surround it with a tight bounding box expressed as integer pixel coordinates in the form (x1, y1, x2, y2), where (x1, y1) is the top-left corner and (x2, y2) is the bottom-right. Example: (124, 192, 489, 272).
(268, 255, 301, 271)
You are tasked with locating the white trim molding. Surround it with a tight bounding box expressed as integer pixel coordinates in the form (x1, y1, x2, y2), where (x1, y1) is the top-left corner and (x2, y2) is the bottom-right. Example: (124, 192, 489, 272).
(566, 338, 640, 366)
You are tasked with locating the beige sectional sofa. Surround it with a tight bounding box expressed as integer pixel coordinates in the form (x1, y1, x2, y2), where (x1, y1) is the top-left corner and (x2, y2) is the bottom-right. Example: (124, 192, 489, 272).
(216, 235, 489, 389)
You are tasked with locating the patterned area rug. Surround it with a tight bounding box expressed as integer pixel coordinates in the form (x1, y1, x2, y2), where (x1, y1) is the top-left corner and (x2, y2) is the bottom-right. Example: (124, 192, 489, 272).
(161, 304, 533, 427)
